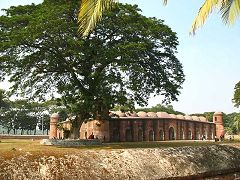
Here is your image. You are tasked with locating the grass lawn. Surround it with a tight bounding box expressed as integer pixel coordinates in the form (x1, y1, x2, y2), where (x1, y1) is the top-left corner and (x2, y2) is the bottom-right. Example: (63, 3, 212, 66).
(1, 138, 239, 159)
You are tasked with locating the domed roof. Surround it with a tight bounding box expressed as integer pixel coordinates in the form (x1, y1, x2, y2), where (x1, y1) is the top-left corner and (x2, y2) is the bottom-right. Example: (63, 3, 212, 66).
(214, 112, 223, 115)
(176, 114, 185, 119)
(51, 113, 59, 118)
(137, 111, 148, 117)
(147, 112, 157, 117)
(184, 115, 193, 120)
(192, 116, 199, 121)
(169, 114, 177, 118)
(157, 112, 171, 118)
(199, 116, 207, 121)
(129, 112, 138, 117)
(115, 111, 126, 117)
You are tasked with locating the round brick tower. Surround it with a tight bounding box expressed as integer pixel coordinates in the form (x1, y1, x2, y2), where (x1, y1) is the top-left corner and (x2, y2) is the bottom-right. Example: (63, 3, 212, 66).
(213, 112, 224, 138)
(49, 113, 59, 139)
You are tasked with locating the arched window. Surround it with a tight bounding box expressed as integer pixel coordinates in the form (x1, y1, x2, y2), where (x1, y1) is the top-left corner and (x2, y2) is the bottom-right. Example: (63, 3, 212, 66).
(138, 129, 143, 142)
(149, 130, 154, 141)
(125, 129, 132, 142)
(159, 130, 164, 141)
(180, 129, 184, 140)
(113, 130, 120, 142)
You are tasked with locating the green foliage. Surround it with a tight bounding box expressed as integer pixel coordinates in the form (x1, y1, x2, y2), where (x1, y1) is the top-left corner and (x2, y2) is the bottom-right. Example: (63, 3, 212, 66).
(0, 89, 9, 108)
(223, 112, 240, 135)
(233, 114, 240, 132)
(233, 81, 240, 108)
(0, 1, 184, 137)
(136, 103, 184, 115)
(0, 97, 69, 134)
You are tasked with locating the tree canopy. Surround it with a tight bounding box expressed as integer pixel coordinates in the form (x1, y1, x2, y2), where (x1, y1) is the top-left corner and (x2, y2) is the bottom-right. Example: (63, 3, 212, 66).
(135, 104, 184, 115)
(0, 1, 184, 137)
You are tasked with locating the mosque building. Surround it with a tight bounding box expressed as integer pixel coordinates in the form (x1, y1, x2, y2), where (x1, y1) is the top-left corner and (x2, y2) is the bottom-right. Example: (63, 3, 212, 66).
(49, 111, 224, 142)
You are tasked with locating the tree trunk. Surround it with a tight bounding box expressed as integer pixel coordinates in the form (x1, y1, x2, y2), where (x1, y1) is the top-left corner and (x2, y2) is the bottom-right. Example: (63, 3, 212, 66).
(69, 115, 84, 139)
(7, 128, 11, 134)
(21, 129, 23, 135)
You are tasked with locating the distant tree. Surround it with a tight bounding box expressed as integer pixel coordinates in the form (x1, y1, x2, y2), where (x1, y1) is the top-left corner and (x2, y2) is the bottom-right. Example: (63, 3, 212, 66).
(136, 104, 184, 115)
(233, 81, 240, 108)
(203, 112, 214, 122)
(220, 112, 240, 135)
(233, 114, 240, 133)
(0, 2, 184, 138)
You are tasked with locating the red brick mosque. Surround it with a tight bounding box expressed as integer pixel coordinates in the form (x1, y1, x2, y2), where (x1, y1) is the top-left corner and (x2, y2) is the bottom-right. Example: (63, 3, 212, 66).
(50, 111, 224, 142)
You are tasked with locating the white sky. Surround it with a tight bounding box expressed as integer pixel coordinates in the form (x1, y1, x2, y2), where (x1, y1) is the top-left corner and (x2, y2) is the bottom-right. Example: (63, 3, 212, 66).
(0, 0, 240, 114)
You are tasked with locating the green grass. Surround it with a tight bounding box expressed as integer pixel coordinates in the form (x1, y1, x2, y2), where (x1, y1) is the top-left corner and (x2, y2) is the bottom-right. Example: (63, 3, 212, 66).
(0, 139, 239, 159)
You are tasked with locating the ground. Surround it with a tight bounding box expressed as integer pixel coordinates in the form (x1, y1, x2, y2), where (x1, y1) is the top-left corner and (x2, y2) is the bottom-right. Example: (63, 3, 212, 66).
(1, 138, 240, 179)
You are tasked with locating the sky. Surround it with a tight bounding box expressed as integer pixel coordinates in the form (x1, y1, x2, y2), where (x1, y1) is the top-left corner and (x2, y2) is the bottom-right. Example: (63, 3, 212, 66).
(0, 0, 240, 114)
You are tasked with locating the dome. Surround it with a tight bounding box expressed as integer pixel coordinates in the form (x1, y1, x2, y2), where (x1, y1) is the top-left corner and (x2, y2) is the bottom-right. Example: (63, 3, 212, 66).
(109, 111, 116, 117)
(157, 112, 171, 118)
(176, 114, 185, 119)
(184, 115, 193, 120)
(214, 112, 223, 115)
(115, 111, 126, 117)
(169, 114, 177, 119)
(130, 112, 138, 117)
(192, 116, 199, 121)
(51, 113, 59, 118)
(199, 116, 207, 121)
(137, 111, 148, 118)
(147, 112, 157, 117)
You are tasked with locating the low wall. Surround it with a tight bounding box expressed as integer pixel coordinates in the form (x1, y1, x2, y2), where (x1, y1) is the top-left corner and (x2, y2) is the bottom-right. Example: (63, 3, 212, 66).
(40, 139, 102, 146)
(0, 135, 49, 139)
(1, 145, 240, 179)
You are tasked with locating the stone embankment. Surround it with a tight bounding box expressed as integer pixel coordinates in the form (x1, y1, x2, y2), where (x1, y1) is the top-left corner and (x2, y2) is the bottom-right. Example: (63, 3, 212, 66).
(1, 144, 240, 179)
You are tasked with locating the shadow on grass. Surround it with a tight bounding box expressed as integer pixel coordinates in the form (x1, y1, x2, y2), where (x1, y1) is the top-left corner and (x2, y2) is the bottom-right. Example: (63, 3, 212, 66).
(55, 140, 221, 150)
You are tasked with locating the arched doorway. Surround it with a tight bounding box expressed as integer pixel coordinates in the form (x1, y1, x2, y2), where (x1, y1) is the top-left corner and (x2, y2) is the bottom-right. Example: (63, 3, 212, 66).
(138, 129, 143, 141)
(125, 129, 132, 142)
(159, 130, 164, 141)
(188, 130, 192, 140)
(112, 130, 120, 142)
(180, 129, 184, 140)
(149, 130, 154, 141)
(203, 130, 206, 140)
(169, 127, 175, 140)
(195, 129, 200, 140)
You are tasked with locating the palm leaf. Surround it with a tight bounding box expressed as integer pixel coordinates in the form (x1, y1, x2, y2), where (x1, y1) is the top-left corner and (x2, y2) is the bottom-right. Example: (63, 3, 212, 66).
(78, 0, 168, 37)
(221, 0, 240, 24)
(190, 0, 220, 35)
(78, 0, 117, 37)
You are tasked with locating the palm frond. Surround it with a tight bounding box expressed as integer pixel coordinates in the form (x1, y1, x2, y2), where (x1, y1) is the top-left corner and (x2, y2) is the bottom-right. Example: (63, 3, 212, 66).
(163, 0, 168, 6)
(190, 0, 220, 35)
(78, 0, 117, 37)
(221, 0, 240, 24)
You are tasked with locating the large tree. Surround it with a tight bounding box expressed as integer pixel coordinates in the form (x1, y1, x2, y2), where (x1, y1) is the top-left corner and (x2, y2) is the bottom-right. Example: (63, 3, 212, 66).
(78, 0, 240, 36)
(0, 1, 184, 138)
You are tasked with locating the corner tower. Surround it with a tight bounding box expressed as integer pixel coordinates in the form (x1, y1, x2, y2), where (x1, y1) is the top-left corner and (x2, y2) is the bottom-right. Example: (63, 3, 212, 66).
(49, 113, 59, 139)
(213, 112, 224, 138)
